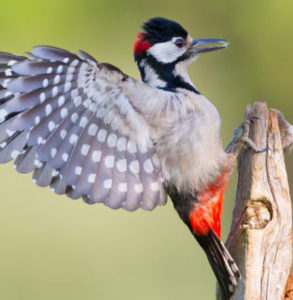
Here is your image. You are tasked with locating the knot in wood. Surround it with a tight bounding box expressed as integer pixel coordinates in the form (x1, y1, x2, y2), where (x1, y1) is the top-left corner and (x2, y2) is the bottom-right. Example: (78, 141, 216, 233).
(242, 199, 272, 229)
(285, 290, 293, 300)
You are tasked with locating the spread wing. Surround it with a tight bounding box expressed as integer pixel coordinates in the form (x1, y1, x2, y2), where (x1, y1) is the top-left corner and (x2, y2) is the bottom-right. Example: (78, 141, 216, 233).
(0, 46, 167, 211)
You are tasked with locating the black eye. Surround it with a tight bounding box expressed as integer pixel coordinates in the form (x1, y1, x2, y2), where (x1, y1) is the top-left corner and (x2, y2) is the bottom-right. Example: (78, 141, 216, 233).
(175, 38, 184, 48)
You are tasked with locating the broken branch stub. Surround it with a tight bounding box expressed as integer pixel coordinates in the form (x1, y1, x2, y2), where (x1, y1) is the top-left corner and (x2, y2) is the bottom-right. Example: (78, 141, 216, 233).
(222, 102, 292, 300)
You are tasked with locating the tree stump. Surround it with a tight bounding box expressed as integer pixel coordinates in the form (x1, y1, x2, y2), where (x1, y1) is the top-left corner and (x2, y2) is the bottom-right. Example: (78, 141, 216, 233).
(219, 103, 293, 300)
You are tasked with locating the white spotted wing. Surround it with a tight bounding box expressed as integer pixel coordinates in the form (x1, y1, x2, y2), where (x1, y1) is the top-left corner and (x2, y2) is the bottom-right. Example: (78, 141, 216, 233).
(0, 46, 167, 211)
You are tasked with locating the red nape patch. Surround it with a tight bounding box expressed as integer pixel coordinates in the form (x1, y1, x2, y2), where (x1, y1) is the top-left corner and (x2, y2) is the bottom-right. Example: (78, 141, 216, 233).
(189, 173, 229, 239)
(133, 32, 152, 55)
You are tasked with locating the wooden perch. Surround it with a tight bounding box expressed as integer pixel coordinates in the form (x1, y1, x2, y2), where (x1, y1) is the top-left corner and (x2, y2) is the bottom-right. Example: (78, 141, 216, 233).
(219, 102, 293, 300)
(284, 274, 293, 300)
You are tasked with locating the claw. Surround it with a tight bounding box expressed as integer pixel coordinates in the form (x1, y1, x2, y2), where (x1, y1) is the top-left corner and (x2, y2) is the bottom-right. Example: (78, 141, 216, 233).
(240, 136, 267, 153)
(250, 116, 259, 122)
(225, 114, 267, 155)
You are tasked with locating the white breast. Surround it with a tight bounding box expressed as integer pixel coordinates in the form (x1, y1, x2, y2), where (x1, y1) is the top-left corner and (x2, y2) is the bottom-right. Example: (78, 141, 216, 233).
(153, 92, 227, 193)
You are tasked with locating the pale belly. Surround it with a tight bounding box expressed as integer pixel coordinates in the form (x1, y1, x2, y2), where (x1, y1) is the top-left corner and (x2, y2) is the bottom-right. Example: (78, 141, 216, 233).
(153, 95, 228, 193)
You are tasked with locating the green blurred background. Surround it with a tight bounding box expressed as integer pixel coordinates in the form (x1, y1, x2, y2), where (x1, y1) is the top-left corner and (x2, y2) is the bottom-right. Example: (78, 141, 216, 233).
(0, 0, 293, 299)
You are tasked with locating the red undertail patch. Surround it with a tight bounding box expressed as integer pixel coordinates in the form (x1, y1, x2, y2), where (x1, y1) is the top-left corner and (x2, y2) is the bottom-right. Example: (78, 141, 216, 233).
(189, 173, 229, 239)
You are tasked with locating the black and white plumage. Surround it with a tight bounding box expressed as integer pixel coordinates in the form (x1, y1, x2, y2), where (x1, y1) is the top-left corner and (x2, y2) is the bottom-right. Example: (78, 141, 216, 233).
(0, 46, 167, 211)
(0, 17, 240, 299)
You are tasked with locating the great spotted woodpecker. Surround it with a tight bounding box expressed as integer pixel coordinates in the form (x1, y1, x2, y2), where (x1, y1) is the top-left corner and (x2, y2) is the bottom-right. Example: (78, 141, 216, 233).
(0, 17, 240, 299)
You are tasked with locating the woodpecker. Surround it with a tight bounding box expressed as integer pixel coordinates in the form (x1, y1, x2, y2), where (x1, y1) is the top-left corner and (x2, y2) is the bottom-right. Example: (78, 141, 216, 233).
(0, 17, 240, 299)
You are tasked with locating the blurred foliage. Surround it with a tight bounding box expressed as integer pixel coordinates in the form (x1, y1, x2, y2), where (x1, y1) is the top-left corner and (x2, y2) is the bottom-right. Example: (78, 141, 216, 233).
(0, 0, 293, 299)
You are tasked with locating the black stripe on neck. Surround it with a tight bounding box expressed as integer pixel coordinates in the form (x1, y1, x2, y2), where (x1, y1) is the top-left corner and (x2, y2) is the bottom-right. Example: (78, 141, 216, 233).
(137, 55, 200, 94)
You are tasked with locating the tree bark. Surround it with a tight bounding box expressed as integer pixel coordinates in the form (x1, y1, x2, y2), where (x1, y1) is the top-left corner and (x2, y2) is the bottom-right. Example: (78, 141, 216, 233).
(284, 274, 293, 300)
(220, 102, 293, 300)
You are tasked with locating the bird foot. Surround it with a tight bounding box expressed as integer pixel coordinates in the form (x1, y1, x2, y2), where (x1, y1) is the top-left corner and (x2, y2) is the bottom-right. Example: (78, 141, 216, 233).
(226, 113, 267, 155)
(274, 109, 293, 152)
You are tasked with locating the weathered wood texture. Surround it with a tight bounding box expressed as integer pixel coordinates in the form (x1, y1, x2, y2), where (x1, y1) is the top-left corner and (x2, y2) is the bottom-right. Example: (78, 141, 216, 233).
(222, 103, 292, 300)
(284, 274, 293, 300)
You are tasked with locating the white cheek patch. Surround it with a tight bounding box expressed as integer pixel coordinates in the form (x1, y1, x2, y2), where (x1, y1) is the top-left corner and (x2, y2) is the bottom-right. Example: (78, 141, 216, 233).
(146, 39, 186, 64)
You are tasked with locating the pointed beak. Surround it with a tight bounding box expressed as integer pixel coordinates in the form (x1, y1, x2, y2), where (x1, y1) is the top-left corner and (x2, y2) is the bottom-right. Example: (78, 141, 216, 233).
(188, 38, 229, 55)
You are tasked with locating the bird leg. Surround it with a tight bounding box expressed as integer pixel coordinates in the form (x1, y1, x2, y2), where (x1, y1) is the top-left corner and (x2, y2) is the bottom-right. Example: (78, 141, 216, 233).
(225, 107, 267, 156)
(226, 106, 293, 156)
(274, 109, 293, 152)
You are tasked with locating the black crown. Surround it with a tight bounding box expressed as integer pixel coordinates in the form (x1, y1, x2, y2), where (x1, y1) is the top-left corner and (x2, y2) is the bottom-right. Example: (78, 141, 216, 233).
(142, 17, 188, 44)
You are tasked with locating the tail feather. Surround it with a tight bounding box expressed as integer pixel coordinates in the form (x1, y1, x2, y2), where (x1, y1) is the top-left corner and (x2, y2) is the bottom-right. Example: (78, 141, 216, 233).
(195, 230, 241, 300)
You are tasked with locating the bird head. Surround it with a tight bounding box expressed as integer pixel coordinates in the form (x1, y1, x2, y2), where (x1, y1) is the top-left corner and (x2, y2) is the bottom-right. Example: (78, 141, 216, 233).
(133, 17, 228, 92)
